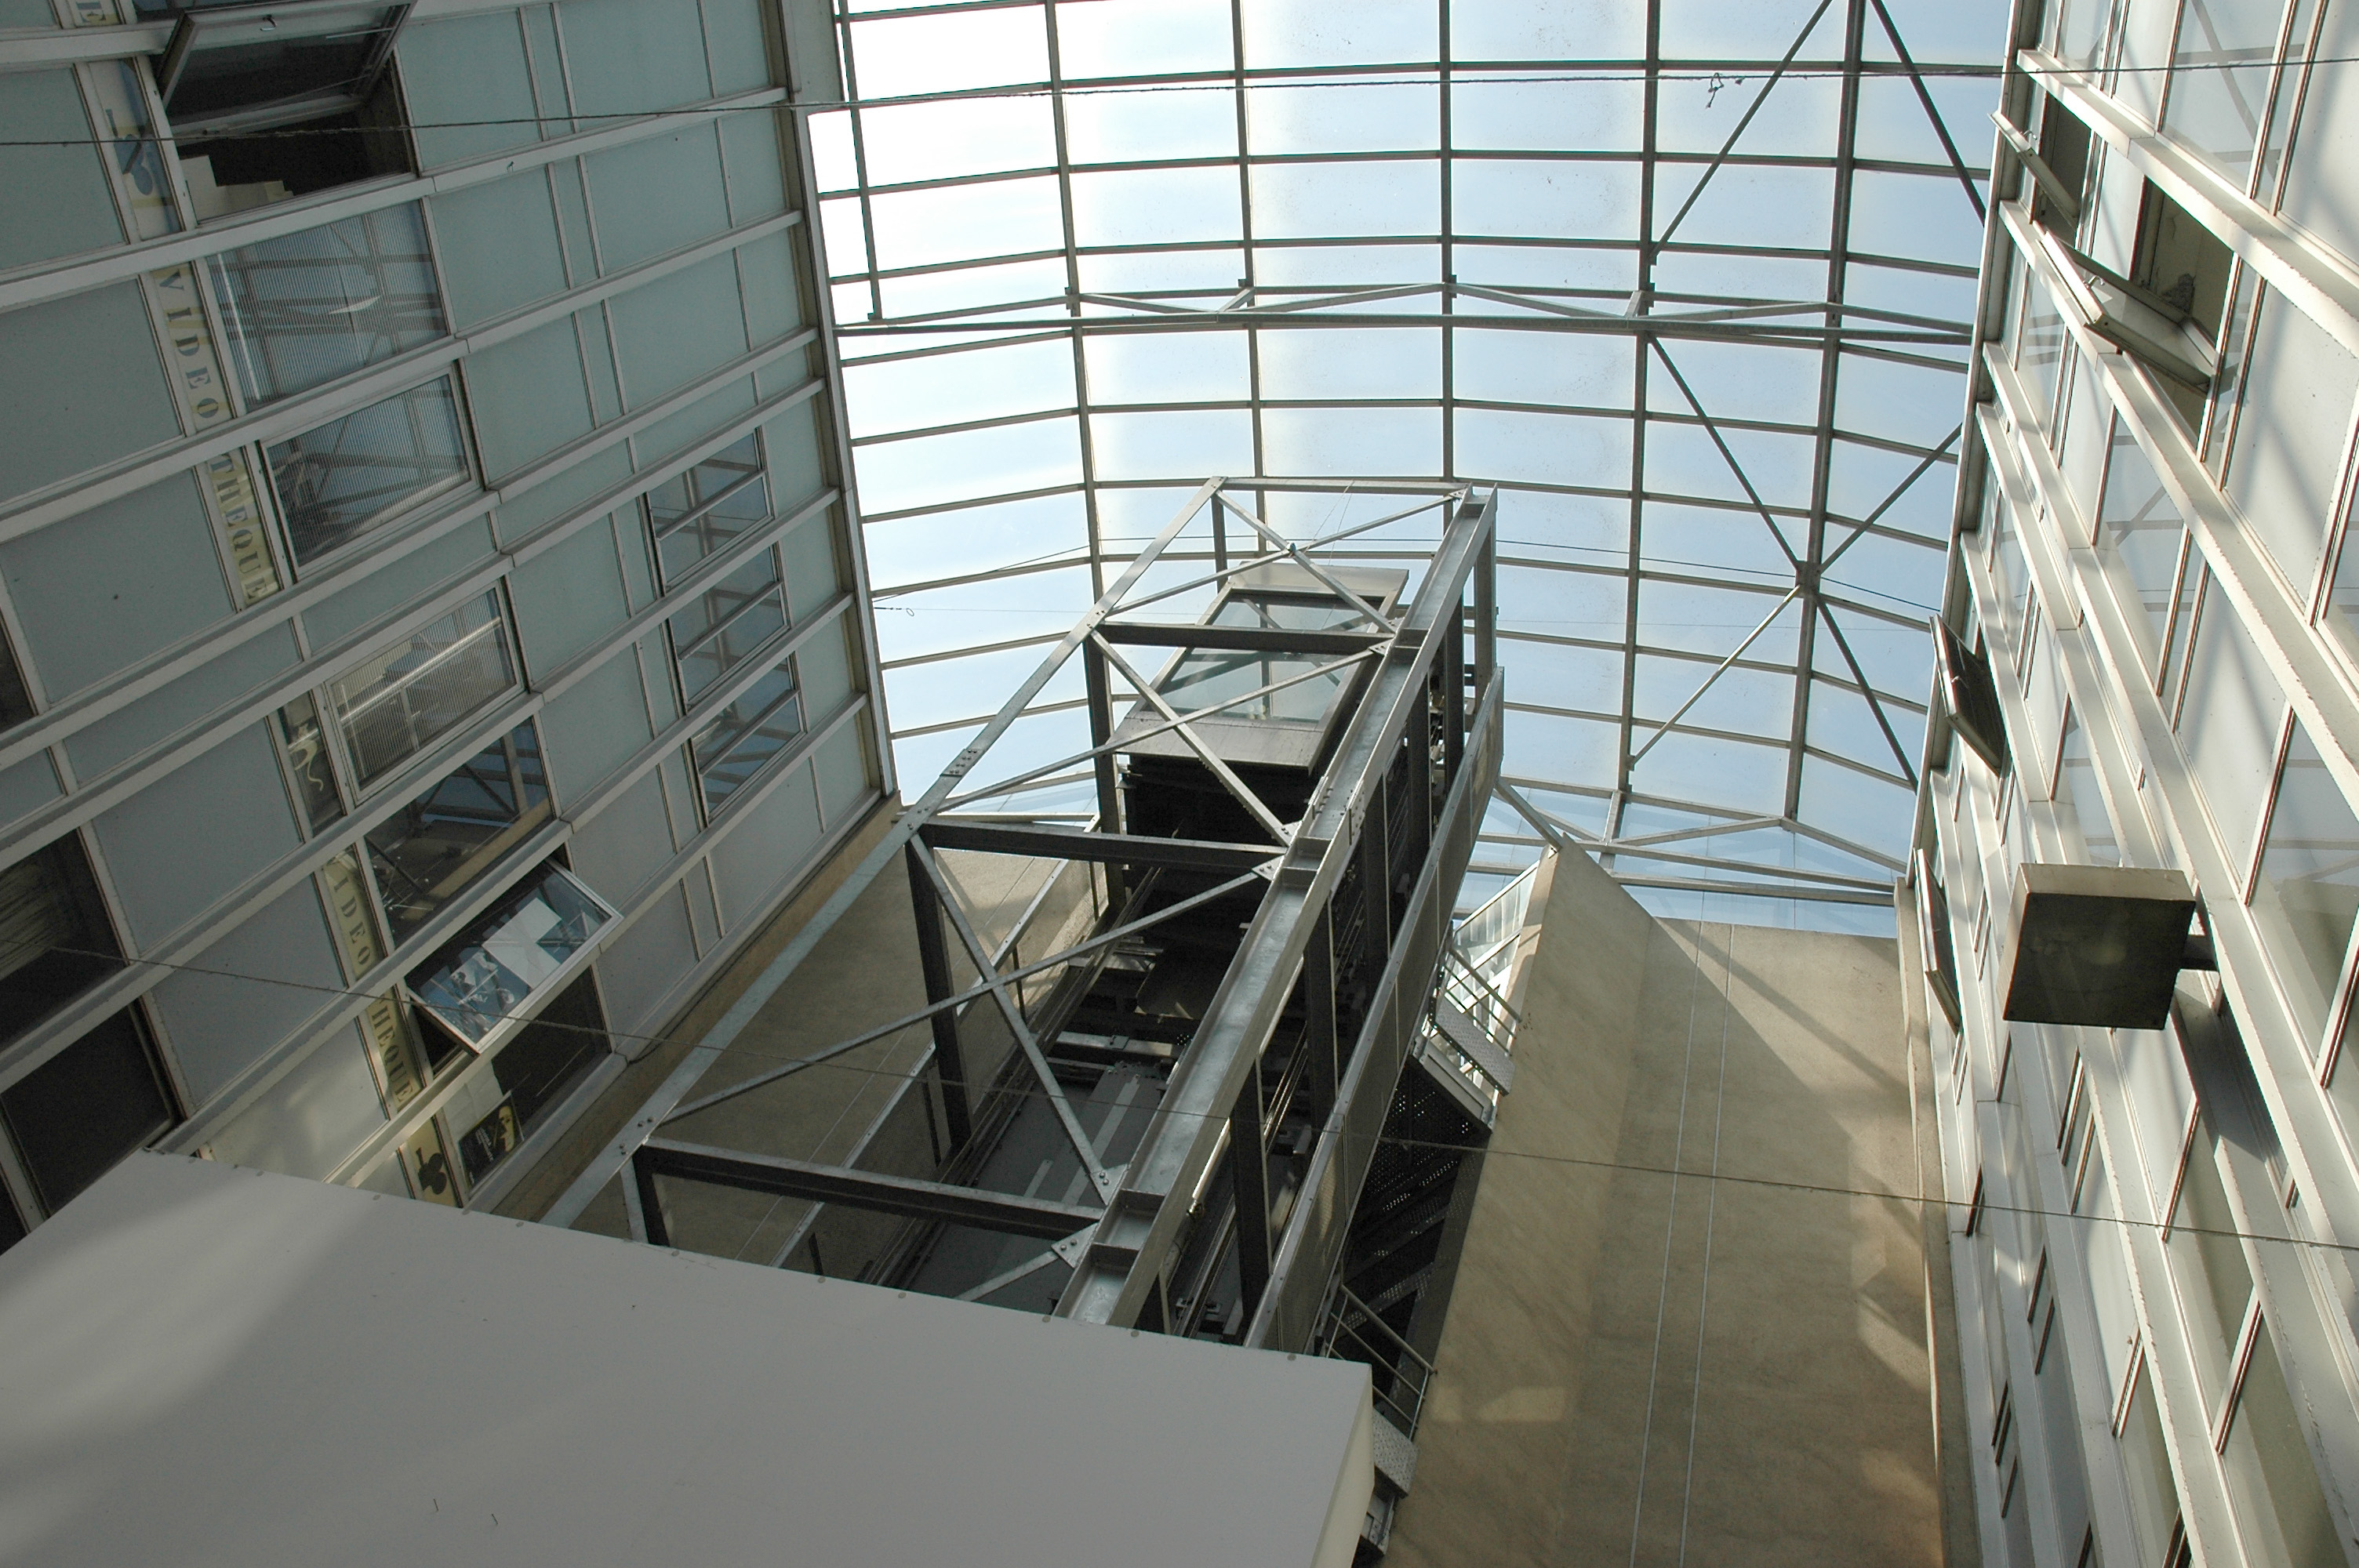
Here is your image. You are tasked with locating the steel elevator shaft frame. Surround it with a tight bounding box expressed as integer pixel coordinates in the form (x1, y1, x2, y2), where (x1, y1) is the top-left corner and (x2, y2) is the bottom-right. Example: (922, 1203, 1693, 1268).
(546, 480, 1500, 1352)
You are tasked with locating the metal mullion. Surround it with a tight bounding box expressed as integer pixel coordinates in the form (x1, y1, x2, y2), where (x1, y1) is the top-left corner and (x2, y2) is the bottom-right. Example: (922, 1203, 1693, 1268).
(848, 403, 1081, 446)
(1521, 700, 1794, 757)
(663, 866, 1270, 1123)
(1783, 0, 1870, 822)
(874, 552, 1094, 598)
(1038, 2, 1102, 601)
(1628, 586, 1803, 765)
(1587, 840, 1892, 892)
(834, 326, 1072, 368)
(1816, 587, 1942, 633)
(1655, 238, 1978, 279)
(1500, 631, 1797, 686)
(1801, 662, 1928, 716)
(1774, 815, 1905, 873)
(889, 695, 1092, 742)
(1819, 423, 1963, 572)
(1607, 813, 1781, 850)
(1618, 0, 1659, 808)
(839, 307, 1968, 348)
(881, 630, 1063, 671)
(1439, 0, 1456, 485)
(834, 5, 884, 321)
(1797, 742, 1910, 791)
(1227, 0, 1263, 521)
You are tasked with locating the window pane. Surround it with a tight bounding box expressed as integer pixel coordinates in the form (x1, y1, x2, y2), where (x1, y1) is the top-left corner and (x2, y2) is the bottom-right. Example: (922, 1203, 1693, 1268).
(329, 593, 515, 790)
(0, 627, 32, 731)
(453, 967, 609, 1181)
(276, 692, 344, 834)
(2250, 722, 2359, 1047)
(0, 834, 125, 1050)
(2221, 290, 2359, 596)
(2094, 419, 2187, 672)
(2179, 580, 2287, 874)
(205, 205, 445, 405)
(2167, 1134, 2252, 1403)
(2014, 270, 2069, 429)
(2054, 0, 2112, 68)
(0, 1008, 175, 1214)
(1986, 492, 2035, 644)
(491, 970, 607, 1134)
(365, 721, 552, 944)
(649, 434, 771, 589)
(692, 659, 803, 815)
(174, 44, 413, 219)
(2119, 1363, 2184, 1568)
(2162, 0, 2283, 183)
(268, 376, 469, 566)
(406, 862, 611, 1050)
(2223, 1328, 2343, 1567)
(2055, 707, 2122, 865)
(667, 552, 787, 706)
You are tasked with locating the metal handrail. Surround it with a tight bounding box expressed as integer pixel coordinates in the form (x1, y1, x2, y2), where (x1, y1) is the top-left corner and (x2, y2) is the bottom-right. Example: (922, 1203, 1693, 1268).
(1318, 1281, 1436, 1437)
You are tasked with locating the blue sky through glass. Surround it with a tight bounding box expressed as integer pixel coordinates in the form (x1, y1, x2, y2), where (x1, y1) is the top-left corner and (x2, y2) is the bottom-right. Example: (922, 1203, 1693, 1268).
(809, 0, 2008, 932)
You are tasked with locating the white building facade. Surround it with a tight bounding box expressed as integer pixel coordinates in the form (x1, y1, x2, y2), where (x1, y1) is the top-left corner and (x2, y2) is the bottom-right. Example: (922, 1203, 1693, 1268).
(1923, 0, 2359, 1561)
(0, 0, 889, 1236)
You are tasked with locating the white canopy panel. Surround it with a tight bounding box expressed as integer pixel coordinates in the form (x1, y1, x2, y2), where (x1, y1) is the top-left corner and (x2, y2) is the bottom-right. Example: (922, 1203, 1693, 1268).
(0, 1152, 1372, 1567)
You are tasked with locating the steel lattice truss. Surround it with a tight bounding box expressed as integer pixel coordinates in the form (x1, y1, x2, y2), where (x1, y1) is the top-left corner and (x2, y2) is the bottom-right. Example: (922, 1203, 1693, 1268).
(805, 0, 2007, 924)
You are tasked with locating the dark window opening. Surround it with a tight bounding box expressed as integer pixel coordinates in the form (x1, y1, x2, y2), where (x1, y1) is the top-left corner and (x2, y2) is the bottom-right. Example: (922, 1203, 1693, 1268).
(1933, 617, 2011, 776)
(2036, 93, 2092, 230)
(2132, 183, 2234, 340)
(0, 1008, 178, 1215)
(0, 628, 31, 734)
(365, 721, 552, 945)
(151, 2, 415, 219)
(0, 834, 125, 1051)
(455, 972, 610, 1186)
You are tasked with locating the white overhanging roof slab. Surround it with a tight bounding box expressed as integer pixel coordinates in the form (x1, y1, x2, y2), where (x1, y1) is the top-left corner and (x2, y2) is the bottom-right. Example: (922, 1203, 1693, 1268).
(0, 1153, 1373, 1568)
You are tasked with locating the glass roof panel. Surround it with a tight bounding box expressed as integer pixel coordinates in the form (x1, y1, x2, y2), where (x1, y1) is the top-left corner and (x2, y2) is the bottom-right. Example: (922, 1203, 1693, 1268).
(815, 0, 2007, 929)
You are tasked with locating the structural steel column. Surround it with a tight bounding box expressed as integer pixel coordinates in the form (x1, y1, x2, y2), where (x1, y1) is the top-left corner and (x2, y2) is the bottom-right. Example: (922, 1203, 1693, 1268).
(904, 841, 975, 1150)
(1230, 1072, 1272, 1323)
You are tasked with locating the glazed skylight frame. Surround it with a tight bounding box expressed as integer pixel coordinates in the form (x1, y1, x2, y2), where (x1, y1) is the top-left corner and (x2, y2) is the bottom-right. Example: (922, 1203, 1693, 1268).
(804, 0, 2005, 923)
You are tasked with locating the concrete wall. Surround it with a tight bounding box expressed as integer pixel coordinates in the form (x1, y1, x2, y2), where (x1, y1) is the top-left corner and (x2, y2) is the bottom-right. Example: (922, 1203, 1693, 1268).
(1390, 850, 1943, 1566)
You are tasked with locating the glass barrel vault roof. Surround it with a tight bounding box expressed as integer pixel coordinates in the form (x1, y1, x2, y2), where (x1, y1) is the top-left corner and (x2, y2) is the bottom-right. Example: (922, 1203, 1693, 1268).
(809, 0, 2008, 930)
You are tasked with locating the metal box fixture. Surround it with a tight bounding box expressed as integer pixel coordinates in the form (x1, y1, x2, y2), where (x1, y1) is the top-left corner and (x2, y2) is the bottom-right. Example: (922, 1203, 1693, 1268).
(2001, 862, 2201, 1029)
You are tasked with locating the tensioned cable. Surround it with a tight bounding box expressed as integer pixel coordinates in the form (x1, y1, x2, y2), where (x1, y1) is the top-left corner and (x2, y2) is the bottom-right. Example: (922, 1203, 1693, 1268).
(29, 937, 2359, 1258)
(20, 53, 2359, 150)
